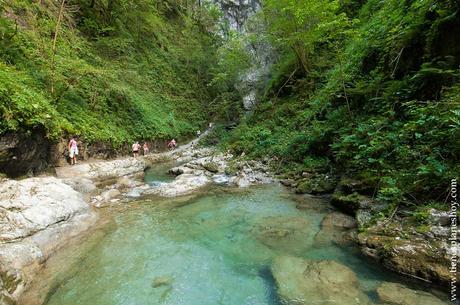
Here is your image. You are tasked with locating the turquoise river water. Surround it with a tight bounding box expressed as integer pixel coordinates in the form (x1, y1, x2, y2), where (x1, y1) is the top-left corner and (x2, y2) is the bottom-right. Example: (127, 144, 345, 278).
(40, 166, 445, 305)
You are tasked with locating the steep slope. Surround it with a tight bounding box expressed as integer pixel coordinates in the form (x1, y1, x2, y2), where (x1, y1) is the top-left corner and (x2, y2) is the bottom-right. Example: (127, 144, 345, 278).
(0, 0, 220, 176)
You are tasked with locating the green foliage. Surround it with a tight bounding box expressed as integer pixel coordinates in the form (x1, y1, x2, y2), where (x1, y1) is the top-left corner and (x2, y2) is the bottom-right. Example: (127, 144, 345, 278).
(224, 0, 460, 210)
(0, 0, 221, 145)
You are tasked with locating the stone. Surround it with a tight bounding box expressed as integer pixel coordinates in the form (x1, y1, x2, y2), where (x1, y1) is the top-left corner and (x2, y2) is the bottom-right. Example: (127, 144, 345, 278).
(330, 192, 372, 215)
(212, 174, 230, 184)
(145, 173, 211, 197)
(117, 176, 135, 188)
(0, 177, 97, 304)
(62, 178, 97, 194)
(337, 177, 374, 196)
(357, 227, 452, 285)
(271, 256, 370, 305)
(254, 217, 313, 255)
(101, 189, 121, 201)
(314, 212, 357, 247)
(295, 175, 336, 195)
(203, 162, 219, 173)
(321, 212, 357, 229)
(55, 158, 145, 182)
(152, 275, 173, 288)
(376, 282, 449, 305)
(0, 132, 51, 178)
(428, 209, 451, 226)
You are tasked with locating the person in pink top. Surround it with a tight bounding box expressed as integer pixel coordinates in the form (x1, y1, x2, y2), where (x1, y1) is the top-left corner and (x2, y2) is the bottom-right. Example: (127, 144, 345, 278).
(68, 136, 79, 165)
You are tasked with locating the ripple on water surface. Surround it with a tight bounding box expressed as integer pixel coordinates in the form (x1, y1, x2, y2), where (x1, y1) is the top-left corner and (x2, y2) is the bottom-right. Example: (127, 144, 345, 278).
(45, 185, 429, 305)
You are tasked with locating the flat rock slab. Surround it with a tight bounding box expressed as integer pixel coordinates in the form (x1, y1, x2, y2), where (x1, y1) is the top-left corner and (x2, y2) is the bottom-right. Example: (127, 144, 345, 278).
(55, 158, 145, 182)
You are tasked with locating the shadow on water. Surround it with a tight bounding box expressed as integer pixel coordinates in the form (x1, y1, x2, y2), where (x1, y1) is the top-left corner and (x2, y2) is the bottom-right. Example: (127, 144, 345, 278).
(258, 266, 284, 305)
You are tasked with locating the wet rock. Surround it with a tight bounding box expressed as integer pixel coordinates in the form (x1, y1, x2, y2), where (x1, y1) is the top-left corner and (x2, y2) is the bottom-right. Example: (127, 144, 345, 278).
(321, 212, 357, 230)
(295, 175, 336, 195)
(330, 192, 371, 215)
(428, 209, 450, 226)
(203, 162, 219, 173)
(152, 275, 173, 288)
(280, 179, 295, 187)
(357, 226, 452, 285)
(168, 166, 193, 176)
(271, 256, 370, 305)
(376, 282, 448, 305)
(212, 174, 230, 185)
(146, 173, 211, 197)
(337, 177, 374, 196)
(254, 217, 313, 255)
(101, 189, 121, 201)
(314, 212, 357, 247)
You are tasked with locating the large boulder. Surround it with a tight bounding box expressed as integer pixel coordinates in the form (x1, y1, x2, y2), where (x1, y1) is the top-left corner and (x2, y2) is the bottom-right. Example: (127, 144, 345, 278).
(357, 222, 453, 285)
(376, 282, 449, 305)
(0, 177, 97, 304)
(146, 173, 211, 197)
(271, 256, 370, 305)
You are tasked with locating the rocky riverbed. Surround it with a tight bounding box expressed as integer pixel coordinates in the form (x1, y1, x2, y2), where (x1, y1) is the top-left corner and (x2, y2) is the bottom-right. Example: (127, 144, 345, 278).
(0, 140, 273, 305)
(0, 136, 455, 304)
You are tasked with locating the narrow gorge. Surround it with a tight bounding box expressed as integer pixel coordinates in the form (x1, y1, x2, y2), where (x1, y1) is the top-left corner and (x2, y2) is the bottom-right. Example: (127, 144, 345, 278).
(0, 1, 458, 305)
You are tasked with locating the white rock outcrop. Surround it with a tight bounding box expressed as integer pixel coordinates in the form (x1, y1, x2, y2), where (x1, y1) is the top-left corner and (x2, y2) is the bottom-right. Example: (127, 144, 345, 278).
(0, 177, 97, 304)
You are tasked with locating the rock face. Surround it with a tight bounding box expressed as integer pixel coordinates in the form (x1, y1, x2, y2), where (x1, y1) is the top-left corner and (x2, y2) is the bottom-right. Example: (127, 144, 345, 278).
(271, 256, 370, 305)
(213, 0, 260, 31)
(376, 282, 449, 305)
(357, 220, 453, 285)
(0, 177, 97, 304)
(0, 131, 51, 178)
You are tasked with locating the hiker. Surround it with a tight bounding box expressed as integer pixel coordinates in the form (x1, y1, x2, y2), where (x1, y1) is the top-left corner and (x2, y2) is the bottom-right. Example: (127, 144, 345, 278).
(167, 139, 177, 150)
(132, 141, 141, 157)
(143, 142, 149, 155)
(68, 136, 79, 165)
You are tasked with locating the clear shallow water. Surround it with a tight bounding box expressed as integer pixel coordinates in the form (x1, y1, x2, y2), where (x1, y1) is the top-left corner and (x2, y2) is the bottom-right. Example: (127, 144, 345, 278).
(44, 174, 431, 305)
(144, 162, 177, 183)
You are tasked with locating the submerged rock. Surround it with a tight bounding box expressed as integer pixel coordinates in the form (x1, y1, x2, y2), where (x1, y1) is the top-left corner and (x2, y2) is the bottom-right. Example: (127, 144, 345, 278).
(152, 275, 173, 288)
(253, 217, 313, 255)
(314, 212, 357, 247)
(376, 282, 448, 305)
(271, 256, 370, 305)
